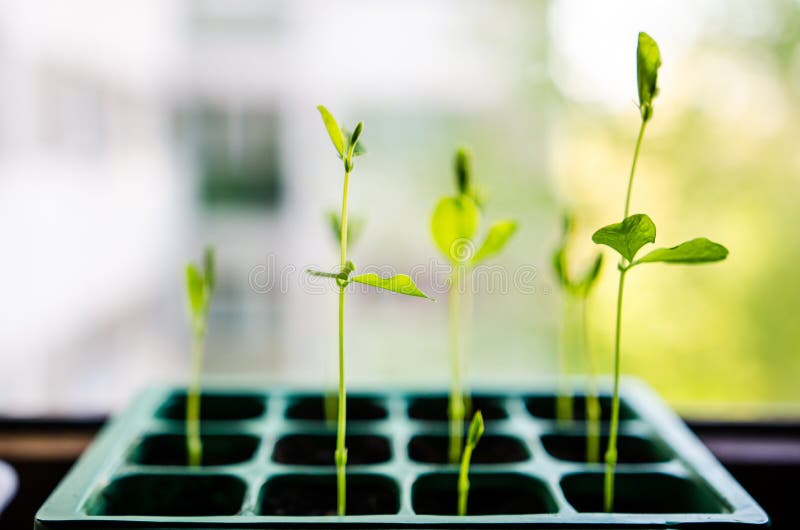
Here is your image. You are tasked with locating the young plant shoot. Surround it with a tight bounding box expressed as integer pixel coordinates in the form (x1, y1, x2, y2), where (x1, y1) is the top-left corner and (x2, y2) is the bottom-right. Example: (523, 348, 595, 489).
(458, 410, 484, 516)
(552, 212, 603, 460)
(431, 147, 517, 463)
(184, 246, 216, 467)
(592, 33, 729, 512)
(308, 105, 432, 516)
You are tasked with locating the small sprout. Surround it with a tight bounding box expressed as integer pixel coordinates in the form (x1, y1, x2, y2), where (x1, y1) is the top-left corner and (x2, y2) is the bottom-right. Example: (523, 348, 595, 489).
(430, 148, 517, 463)
(551, 211, 604, 462)
(307, 106, 431, 515)
(184, 246, 216, 467)
(591, 33, 728, 512)
(458, 411, 484, 516)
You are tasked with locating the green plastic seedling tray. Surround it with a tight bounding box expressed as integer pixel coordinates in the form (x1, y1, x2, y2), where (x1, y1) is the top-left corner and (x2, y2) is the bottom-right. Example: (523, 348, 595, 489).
(36, 378, 768, 528)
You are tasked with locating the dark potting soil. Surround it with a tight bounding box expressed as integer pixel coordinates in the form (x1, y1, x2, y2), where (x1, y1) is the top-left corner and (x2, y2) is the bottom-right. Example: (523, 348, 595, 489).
(408, 434, 529, 464)
(272, 434, 391, 465)
(541, 432, 672, 463)
(129, 434, 260, 466)
(408, 395, 508, 422)
(259, 474, 399, 516)
(285, 395, 387, 421)
(412, 473, 557, 515)
(561, 472, 729, 513)
(525, 395, 637, 421)
(88, 473, 246, 516)
(156, 393, 266, 421)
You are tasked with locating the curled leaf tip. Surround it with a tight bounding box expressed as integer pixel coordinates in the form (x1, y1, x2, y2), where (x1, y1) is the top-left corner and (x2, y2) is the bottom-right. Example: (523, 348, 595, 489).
(467, 410, 485, 447)
(455, 147, 473, 196)
(637, 31, 662, 121)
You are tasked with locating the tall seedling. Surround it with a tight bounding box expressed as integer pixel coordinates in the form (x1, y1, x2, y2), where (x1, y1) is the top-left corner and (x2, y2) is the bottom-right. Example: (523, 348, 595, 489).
(552, 213, 603, 461)
(184, 247, 216, 467)
(592, 33, 728, 511)
(308, 106, 432, 515)
(431, 147, 517, 463)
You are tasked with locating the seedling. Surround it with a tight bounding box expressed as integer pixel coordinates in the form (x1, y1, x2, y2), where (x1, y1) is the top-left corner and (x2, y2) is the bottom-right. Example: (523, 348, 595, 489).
(184, 246, 216, 467)
(431, 147, 517, 463)
(307, 105, 432, 515)
(457, 410, 484, 516)
(591, 32, 728, 511)
(552, 213, 603, 461)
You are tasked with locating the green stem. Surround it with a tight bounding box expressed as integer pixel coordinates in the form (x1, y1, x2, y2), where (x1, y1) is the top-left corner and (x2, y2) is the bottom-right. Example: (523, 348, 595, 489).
(448, 265, 465, 464)
(457, 443, 474, 516)
(186, 320, 204, 467)
(335, 168, 351, 516)
(581, 297, 601, 464)
(461, 267, 474, 419)
(604, 268, 627, 512)
(556, 296, 574, 424)
(624, 120, 648, 219)
(336, 287, 347, 516)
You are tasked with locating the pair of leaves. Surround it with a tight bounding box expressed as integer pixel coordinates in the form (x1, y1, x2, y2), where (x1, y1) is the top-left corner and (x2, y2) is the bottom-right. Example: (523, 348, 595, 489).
(186, 247, 216, 319)
(431, 195, 517, 266)
(327, 211, 364, 250)
(307, 261, 432, 299)
(318, 105, 367, 162)
(592, 214, 728, 267)
(552, 212, 604, 296)
(637, 32, 661, 122)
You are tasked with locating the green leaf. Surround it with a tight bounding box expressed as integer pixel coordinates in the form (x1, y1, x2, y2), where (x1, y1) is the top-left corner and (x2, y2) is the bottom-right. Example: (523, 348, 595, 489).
(575, 253, 604, 295)
(342, 127, 367, 158)
(317, 105, 344, 157)
(341, 260, 356, 278)
(636, 237, 729, 265)
(466, 410, 484, 448)
(592, 213, 656, 262)
(637, 32, 661, 121)
(185, 264, 205, 316)
(348, 273, 433, 299)
(431, 196, 480, 264)
(203, 246, 216, 291)
(472, 220, 518, 265)
(552, 212, 573, 287)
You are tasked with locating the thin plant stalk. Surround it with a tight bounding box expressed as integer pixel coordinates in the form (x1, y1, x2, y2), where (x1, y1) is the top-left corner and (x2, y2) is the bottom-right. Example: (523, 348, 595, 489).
(458, 411, 484, 516)
(581, 297, 601, 463)
(604, 268, 627, 511)
(556, 296, 575, 424)
(186, 321, 205, 467)
(335, 168, 351, 516)
(603, 116, 645, 511)
(457, 440, 474, 516)
(448, 265, 465, 464)
(461, 268, 474, 418)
